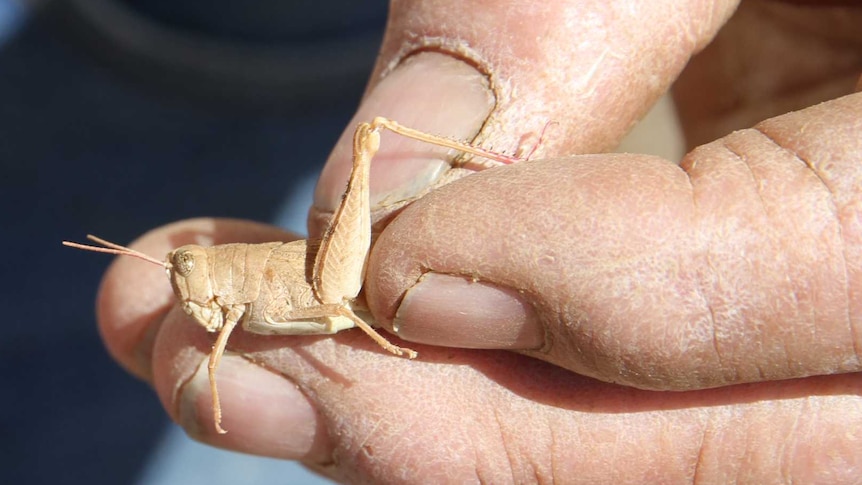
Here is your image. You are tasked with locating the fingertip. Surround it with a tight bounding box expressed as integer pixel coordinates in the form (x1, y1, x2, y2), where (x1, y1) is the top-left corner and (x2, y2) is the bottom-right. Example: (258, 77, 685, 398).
(96, 231, 176, 381)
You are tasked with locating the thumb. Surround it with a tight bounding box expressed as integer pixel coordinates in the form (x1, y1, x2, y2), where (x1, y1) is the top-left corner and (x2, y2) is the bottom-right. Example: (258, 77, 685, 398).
(309, 0, 738, 235)
(366, 93, 862, 391)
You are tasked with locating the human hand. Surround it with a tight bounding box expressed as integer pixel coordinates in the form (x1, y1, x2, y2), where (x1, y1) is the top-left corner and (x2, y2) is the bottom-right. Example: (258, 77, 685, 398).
(98, 1, 862, 482)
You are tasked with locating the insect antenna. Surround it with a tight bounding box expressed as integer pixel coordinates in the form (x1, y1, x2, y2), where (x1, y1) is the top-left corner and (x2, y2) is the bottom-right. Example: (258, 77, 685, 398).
(62, 234, 168, 268)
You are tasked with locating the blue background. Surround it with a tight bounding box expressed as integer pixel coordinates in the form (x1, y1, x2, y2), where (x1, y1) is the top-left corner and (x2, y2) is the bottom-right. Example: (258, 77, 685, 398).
(1, 0, 386, 482)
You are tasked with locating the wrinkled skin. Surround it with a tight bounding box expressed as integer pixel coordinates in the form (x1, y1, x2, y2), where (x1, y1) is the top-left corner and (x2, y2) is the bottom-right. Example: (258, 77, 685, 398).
(97, 1, 862, 483)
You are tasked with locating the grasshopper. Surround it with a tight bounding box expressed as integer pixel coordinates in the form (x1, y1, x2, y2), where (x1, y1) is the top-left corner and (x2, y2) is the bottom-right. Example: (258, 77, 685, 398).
(64, 117, 521, 433)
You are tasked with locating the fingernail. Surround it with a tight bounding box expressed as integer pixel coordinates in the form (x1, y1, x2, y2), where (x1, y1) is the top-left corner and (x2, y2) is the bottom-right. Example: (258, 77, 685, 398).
(179, 355, 326, 460)
(393, 273, 544, 350)
(313, 51, 494, 213)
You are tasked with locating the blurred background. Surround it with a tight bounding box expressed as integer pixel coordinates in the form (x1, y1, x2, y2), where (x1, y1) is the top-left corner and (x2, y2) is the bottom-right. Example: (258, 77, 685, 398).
(1, 1, 682, 483)
(1, 0, 387, 483)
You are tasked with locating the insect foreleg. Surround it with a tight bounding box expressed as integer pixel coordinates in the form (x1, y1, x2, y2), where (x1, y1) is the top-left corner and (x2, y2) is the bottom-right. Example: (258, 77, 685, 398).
(208, 304, 245, 434)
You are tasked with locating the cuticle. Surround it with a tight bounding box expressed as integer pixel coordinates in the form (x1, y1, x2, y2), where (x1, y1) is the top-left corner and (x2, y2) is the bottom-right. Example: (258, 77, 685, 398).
(392, 267, 434, 323)
(397, 46, 494, 81)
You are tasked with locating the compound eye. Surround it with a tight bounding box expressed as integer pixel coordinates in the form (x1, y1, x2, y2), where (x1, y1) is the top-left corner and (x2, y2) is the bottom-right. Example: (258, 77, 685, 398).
(172, 250, 196, 277)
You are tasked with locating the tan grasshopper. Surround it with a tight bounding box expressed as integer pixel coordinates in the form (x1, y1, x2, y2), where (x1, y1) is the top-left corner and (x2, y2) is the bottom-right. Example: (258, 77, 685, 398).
(64, 117, 520, 433)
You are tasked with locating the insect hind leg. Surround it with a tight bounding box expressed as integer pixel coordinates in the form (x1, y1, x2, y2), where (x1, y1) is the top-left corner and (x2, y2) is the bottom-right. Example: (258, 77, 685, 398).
(368, 117, 522, 169)
(255, 303, 418, 359)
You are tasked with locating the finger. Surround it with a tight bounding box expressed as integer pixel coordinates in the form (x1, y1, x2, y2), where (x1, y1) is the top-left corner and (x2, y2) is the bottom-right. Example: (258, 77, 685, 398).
(153, 322, 862, 482)
(366, 93, 862, 390)
(96, 217, 297, 381)
(309, 0, 740, 235)
(673, 1, 862, 148)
